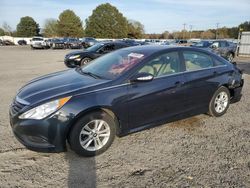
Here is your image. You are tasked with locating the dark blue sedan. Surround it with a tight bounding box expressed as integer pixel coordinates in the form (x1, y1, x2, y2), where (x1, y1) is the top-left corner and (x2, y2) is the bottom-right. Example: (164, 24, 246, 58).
(9, 46, 244, 156)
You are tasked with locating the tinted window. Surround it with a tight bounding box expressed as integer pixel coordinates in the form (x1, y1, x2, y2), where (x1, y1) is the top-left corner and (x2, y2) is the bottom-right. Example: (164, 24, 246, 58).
(139, 51, 181, 77)
(86, 43, 104, 52)
(183, 51, 213, 71)
(102, 44, 115, 52)
(115, 43, 127, 49)
(220, 41, 228, 47)
(214, 57, 226, 66)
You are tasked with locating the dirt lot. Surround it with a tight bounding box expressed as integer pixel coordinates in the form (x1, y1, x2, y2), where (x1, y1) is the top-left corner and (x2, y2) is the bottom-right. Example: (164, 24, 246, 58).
(0, 46, 249, 188)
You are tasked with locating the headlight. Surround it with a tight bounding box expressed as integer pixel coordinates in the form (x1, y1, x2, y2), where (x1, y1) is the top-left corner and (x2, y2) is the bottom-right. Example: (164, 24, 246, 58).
(19, 96, 71, 120)
(69, 55, 80, 59)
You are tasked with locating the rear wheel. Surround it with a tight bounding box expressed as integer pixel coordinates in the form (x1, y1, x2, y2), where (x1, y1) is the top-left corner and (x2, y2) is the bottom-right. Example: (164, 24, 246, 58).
(69, 111, 116, 157)
(209, 86, 230, 117)
(80, 57, 92, 66)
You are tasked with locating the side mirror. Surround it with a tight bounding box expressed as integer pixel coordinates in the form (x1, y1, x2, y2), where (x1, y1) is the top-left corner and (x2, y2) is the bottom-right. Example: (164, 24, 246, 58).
(130, 72, 154, 83)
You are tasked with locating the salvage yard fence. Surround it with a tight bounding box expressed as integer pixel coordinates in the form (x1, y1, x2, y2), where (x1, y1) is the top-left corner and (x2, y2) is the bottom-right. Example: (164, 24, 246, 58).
(237, 31, 250, 57)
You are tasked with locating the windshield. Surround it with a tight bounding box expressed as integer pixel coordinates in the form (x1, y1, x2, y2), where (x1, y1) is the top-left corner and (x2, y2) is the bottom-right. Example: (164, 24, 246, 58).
(81, 49, 148, 80)
(86, 43, 103, 52)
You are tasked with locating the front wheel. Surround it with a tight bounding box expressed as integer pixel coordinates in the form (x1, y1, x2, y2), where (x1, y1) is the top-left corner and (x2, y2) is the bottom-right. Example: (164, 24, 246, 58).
(68, 111, 116, 157)
(80, 57, 92, 66)
(209, 86, 230, 117)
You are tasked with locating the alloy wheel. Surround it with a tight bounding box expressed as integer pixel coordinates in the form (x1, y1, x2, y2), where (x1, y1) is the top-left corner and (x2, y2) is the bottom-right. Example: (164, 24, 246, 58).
(79, 120, 110, 151)
(214, 91, 229, 113)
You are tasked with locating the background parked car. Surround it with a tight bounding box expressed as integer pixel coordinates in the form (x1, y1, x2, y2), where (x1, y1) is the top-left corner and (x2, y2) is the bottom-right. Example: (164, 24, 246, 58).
(81, 37, 98, 48)
(209, 40, 237, 62)
(191, 40, 213, 48)
(50, 38, 65, 49)
(17, 40, 27, 45)
(64, 41, 129, 67)
(30, 37, 48, 49)
(64, 38, 83, 49)
(174, 39, 190, 46)
(121, 39, 141, 46)
(1, 40, 15, 46)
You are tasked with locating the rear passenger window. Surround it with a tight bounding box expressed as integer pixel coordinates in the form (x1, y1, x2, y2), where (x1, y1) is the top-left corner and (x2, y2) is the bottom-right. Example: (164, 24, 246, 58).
(183, 51, 213, 71)
(214, 57, 226, 66)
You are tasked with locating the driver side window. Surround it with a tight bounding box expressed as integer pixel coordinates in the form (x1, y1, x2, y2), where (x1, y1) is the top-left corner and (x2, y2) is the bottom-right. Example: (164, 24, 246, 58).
(138, 51, 181, 77)
(102, 44, 115, 52)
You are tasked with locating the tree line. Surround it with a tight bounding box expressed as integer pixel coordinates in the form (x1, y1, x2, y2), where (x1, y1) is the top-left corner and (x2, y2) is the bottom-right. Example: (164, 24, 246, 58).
(0, 3, 249, 39)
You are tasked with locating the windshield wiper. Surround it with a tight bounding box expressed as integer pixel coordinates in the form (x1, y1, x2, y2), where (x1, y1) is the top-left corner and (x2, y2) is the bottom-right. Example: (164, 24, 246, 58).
(76, 67, 103, 79)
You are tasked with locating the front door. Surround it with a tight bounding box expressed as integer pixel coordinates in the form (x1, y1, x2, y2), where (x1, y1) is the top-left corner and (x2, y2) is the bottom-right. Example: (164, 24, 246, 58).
(127, 51, 187, 131)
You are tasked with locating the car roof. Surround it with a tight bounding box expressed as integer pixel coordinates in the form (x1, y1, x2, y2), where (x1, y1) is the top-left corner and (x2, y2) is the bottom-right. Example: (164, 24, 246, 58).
(99, 41, 129, 45)
(117, 45, 217, 56)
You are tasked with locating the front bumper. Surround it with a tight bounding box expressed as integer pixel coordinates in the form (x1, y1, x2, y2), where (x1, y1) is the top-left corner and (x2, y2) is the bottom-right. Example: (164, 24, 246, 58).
(31, 44, 44, 49)
(64, 58, 81, 68)
(9, 108, 74, 153)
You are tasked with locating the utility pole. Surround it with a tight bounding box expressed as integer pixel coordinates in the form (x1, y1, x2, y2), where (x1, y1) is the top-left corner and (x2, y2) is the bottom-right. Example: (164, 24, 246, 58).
(183, 23, 186, 39)
(216, 23, 220, 39)
(189, 25, 193, 39)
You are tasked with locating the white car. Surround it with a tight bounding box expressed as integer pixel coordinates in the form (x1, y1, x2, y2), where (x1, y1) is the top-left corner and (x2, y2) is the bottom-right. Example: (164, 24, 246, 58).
(30, 37, 48, 49)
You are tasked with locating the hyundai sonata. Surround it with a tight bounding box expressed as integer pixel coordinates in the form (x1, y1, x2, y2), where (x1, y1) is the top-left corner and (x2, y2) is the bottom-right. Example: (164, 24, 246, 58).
(9, 46, 244, 156)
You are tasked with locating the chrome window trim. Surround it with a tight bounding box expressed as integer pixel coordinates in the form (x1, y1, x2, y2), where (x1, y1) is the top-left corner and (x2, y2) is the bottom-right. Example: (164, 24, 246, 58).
(153, 64, 228, 80)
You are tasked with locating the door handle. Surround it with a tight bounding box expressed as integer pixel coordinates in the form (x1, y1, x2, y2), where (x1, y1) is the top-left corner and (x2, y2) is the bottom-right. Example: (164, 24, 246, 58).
(213, 71, 218, 75)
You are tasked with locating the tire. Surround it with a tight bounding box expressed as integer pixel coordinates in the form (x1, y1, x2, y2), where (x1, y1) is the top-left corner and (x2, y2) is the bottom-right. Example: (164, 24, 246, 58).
(80, 57, 92, 66)
(68, 111, 116, 157)
(208, 86, 230, 117)
(227, 52, 234, 62)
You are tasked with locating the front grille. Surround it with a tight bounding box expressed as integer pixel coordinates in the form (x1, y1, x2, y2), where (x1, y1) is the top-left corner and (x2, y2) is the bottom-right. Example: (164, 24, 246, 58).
(10, 99, 26, 115)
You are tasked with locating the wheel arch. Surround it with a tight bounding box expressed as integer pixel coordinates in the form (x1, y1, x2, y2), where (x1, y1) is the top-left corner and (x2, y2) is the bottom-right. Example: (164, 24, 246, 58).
(66, 106, 121, 141)
(221, 84, 234, 99)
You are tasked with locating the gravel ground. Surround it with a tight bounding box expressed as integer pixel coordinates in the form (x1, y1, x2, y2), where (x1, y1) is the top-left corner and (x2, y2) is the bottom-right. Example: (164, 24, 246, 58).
(0, 46, 249, 188)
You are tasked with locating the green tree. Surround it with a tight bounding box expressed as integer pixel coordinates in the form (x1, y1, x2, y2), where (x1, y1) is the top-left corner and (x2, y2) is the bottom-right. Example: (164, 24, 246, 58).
(0, 28, 5, 36)
(239, 21, 250, 31)
(128, 20, 145, 38)
(43, 19, 58, 37)
(227, 27, 238, 38)
(57, 10, 84, 37)
(85, 3, 128, 38)
(16, 16, 40, 37)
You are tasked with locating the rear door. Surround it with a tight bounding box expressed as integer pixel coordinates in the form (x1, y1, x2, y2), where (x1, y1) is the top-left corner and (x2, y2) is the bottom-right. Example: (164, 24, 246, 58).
(181, 50, 218, 111)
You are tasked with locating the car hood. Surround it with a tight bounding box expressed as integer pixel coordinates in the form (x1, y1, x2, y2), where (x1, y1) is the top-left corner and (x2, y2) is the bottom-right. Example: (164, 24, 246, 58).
(17, 69, 108, 105)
